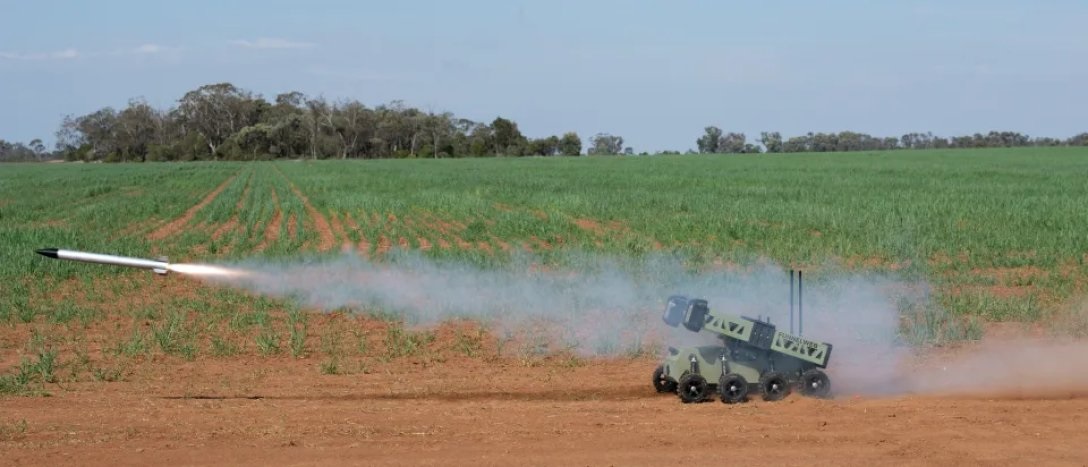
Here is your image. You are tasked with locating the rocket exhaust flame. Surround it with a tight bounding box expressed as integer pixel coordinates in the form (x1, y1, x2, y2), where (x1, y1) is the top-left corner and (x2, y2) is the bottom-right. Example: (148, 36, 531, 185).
(167, 263, 249, 278)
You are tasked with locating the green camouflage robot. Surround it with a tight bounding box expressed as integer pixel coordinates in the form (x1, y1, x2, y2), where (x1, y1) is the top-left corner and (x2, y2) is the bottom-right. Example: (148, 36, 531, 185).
(652, 288, 834, 404)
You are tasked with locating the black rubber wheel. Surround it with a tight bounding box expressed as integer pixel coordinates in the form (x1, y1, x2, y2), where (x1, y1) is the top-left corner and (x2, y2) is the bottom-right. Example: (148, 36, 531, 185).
(677, 373, 710, 403)
(653, 365, 677, 393)
(799, 368, 831, 398)
(759, 371, 790, 401)
(718, 373, 749, 404)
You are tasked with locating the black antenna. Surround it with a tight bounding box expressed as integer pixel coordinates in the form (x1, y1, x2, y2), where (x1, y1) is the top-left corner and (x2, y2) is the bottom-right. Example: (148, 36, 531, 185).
(789, 269, 795, 334)
(798, 270, 803, 336)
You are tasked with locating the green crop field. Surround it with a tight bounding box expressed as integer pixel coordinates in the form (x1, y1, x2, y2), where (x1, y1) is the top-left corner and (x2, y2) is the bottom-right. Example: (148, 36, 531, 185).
(2, 147, 1087, 394)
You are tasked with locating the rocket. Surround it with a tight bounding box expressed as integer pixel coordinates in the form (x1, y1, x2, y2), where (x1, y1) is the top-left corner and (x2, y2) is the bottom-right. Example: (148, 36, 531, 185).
(35, 248, 170, 275)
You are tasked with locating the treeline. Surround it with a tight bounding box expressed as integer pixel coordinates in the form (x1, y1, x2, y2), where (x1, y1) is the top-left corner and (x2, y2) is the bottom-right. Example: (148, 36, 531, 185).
(0, 139, 53, 162)
(695, 127, 1088, 154)
(48, 82, 609, 162)
(3, 81, 1088, 162)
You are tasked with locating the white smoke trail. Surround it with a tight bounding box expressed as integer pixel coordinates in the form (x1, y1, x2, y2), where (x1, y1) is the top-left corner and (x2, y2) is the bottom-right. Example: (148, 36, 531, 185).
(195, 249, 933, 394)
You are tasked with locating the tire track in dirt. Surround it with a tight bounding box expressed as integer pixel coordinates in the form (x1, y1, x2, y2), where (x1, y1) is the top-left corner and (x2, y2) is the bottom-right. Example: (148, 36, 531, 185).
(148, 172, 239, 242)
(273, 167, 336, 253)
(254, 187, 281, 254)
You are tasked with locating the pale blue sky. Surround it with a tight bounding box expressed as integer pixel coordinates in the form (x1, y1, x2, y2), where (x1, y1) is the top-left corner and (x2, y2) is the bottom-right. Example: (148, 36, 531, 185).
(1, 0, 1085, 152)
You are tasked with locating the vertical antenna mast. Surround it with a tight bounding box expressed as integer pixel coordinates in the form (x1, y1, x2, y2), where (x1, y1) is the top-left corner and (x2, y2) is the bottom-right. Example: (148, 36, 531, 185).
(789, 269, 795, 334)
(798, 270, 803, 336)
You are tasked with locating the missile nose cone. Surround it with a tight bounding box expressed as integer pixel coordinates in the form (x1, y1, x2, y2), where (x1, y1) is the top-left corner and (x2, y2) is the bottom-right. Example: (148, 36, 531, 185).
(35, 248, 59, 259)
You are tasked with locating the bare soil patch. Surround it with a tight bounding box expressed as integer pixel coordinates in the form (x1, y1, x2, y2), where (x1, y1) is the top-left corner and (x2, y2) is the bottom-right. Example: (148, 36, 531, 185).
(417, 237, 432, 251)
(3, 350, 1088, 465)
(573, 217, 620, 234)
(7, 271, 1088, 465)
(574, 218, 605, 235)
(376, 235, 391, 255)
(493, 238, 512, 252)
(972, 266, 1047, 284)
(453, 236, 472, 250)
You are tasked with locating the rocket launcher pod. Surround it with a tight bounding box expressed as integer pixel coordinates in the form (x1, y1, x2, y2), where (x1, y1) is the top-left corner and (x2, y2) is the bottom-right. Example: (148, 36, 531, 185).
(661, 295, 832, 368)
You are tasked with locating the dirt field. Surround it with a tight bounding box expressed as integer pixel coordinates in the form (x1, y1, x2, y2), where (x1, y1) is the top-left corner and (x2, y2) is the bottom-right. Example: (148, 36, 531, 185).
(3, 349, 1088, 466)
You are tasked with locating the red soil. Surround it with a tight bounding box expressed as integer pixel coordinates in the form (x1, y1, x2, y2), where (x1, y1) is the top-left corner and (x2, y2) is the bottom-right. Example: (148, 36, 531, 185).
(493, 238, 512, 253)
(574, 218, 606, 235)
(286, 213, 298, 243)
(328, 212, 352, 252)
(453, 236, 472, 250)
(342, 213, 370, 257)
(3, 351, 1088, 465)
(288, 188, 335, 253)
(207, 177, 251, 256)
(6, 271, 1088, 465)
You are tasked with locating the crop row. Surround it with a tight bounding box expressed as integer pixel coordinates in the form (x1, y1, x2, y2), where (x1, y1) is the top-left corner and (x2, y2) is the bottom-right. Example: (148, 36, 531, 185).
(2, 148, 1087, 324)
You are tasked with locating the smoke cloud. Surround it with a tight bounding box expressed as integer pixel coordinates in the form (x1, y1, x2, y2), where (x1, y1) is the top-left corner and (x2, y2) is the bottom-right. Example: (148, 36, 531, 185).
(190, 249, 937, 392)
(177, 246, 1088, 402)
(191, 249, 1088, 400)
